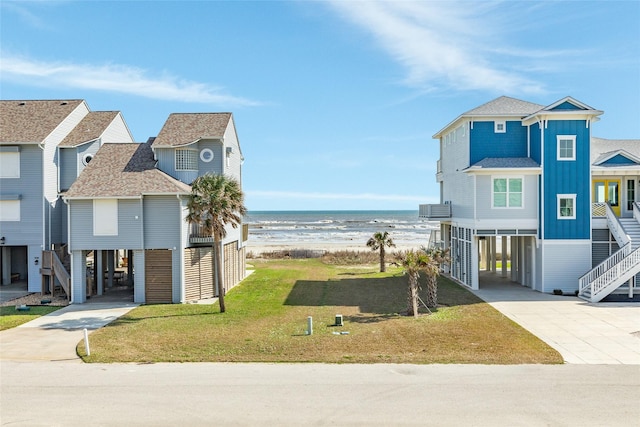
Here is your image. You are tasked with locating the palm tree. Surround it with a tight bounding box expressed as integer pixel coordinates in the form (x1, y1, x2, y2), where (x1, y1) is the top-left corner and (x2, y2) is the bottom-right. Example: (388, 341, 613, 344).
(421, 247, 450, 308)
(366, 231, 395, 272)
(397, 250, 430, 318)
(186, 174, 247, 313)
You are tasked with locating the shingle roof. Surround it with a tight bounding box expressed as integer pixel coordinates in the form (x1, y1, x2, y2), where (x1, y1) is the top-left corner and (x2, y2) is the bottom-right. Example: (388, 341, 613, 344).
(152, 113, 231, 147)
(59, 111, 120, 147)
(464, 96, 544, 116)
(0, 100, 84, 143)
(64, 143, 192, 198)
(468, 157, 540, 169)
(591, 137, 640, 164)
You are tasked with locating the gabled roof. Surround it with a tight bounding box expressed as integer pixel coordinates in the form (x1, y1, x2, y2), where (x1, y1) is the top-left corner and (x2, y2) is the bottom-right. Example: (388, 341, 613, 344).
(464, 157, 541, 173)
(59, 111, 120, 147)
(591, 137, 640, 166)
(152, 113, 232, 147)
(433, 96, 544, 138)
(463, 96, 544, 117)
(0, 99, 84, 143)
(64, 143, 192, 198)
(522, 96, 603, 125)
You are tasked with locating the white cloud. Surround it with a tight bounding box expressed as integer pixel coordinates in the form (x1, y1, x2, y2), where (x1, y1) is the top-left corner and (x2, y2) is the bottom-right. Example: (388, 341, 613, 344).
(247, 190, 431, 203)
(0, 54, 260, 106)
(327, 1, 549, 94)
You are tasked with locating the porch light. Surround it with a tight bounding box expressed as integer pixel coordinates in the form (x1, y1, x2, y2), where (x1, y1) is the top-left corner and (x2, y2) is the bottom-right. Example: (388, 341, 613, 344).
(0, 236, 4, 244)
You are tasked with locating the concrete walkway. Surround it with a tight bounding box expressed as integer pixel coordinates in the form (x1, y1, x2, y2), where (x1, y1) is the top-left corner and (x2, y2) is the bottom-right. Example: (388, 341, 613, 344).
(0, 302, 138, 362)
(472, 272, 640, 364)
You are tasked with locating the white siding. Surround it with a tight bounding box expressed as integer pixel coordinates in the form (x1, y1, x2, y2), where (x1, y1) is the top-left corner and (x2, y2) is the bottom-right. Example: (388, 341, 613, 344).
(440, 123, 474, 219)
(223, 118, 242, 182)
(541, 240, 591, 293)
(475, 175, 538, 220)
(101, 113, 134, 143)
(43, 102, 89, 203)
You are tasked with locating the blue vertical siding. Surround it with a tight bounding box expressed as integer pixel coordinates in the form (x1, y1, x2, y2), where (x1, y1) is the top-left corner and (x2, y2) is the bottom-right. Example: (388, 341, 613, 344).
(143, 196, 181, 249)
(197, 140, 223, 176)
(59, 148, 77, 191)
(469, 121, 528, 164)
(542, 120, 590, 239)
(551, 101, 584, 111)
(155, 147, 198, 184)
(601, 154, 637, 165)
(529, 122, 542, 164)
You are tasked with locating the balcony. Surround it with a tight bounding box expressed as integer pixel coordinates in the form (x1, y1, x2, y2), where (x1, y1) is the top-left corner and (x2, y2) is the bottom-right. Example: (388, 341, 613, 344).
(189, 223, 250, 244)
(418, 204, 451, 220)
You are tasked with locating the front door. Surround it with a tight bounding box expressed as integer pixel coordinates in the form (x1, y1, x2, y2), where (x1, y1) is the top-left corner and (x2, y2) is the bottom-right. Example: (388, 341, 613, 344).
(593, 179, 621, 216)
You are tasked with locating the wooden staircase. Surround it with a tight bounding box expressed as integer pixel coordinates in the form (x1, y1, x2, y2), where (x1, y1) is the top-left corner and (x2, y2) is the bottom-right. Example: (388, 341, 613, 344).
(579, 204, 640, 302)
(40, 249, 71, 301)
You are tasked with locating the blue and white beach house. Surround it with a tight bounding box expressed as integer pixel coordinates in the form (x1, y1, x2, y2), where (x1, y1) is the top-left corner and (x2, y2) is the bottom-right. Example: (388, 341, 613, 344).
(420, 96, 640, 302)
(0, 100, 247, 304)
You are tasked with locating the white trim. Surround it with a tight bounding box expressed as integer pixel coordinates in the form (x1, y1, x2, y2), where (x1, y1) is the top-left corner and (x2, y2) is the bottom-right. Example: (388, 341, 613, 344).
(557, 135, 576, 161)
(494, 121, 506, 133)
(200, 148, 214, 163)
(491, 176, 524, 209)
(81, 152, 94, 166)
(175, 148, 198, 171)
(557, 194, 576, 219)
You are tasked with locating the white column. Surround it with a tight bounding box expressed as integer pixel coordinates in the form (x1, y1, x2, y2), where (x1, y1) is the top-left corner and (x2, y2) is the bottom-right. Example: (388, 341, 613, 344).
(1, 247, 10, 285)
(519, 236, 526, 285)
(490, 236, 497, 273)
(96, 250, 104, 295)
(471, 237, 479, 290)
(501, 236, 508, 277)
(511, 237, 518, 282)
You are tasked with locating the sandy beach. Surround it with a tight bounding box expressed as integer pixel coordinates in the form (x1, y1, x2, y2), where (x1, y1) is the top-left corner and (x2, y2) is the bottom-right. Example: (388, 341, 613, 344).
(244, 240, 423, 255)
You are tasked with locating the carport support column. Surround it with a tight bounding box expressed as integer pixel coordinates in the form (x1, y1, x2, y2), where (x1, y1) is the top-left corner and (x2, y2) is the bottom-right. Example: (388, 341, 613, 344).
(480, 238, 487, 271)
(490, 236, 497, 273)
(511, 237, 518, 282)
(107, 250, 114, 288)
(1, 247, 10, 285)
(471, 236, 479, 290)
(96, 250, 104, 295)
(501, 237, 508, 277)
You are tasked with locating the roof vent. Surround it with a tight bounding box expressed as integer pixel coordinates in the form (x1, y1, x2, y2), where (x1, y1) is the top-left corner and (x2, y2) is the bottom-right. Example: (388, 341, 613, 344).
(18, 102, 26, 106)
(60, 102, 68, 106)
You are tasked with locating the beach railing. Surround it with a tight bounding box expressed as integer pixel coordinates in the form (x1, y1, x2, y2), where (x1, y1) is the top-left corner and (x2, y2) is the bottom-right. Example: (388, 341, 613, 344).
(418, 204, 451, 219)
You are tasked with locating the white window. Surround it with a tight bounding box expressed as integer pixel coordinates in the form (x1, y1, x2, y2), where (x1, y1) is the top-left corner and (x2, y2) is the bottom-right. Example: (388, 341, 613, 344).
(199, 148, 214, 163)
(0, 149, 20, 178)
(557, 194, 576, 219)
(494, 121, 506, 133)
(0, 200, 20, 221)
(492, 177, 523, 208)
(175, 149, 198, 171)
(93, 199, 118, 236)
(557, 135, 576, 161)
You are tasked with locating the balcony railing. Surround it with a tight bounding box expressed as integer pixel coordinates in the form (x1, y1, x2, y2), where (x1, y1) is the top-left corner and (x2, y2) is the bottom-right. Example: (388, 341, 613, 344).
(418, 204, 451, 219)
(189, 223, 249, 243)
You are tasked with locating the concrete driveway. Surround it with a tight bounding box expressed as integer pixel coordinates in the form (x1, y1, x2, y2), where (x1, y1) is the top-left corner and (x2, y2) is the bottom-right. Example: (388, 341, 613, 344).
(473, 273, 640, 364)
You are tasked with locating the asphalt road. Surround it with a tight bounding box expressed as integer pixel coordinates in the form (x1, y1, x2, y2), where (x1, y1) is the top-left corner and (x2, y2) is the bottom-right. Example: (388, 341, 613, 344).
(1, 362, 638, 426)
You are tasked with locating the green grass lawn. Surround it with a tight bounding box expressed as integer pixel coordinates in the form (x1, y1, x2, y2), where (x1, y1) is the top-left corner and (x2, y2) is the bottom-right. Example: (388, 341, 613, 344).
(0, 306, 63, 331)
(79, 259, 562, 364)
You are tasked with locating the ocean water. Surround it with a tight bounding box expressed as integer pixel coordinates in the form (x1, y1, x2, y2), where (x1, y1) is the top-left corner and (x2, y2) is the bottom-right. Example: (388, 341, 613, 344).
(244, 210, 438, 247)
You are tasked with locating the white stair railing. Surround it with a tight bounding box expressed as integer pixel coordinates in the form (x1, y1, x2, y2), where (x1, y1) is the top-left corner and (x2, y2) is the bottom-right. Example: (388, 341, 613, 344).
(579, 203, 639, 302)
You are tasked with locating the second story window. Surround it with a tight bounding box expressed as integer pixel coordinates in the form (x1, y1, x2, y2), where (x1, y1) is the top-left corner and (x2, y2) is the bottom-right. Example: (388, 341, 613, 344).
(175, 149, 198, 171)
(0, 147, 20, 178)
(494, 121, 506, 133)
(557, 135, 576, 160)
(557, 194, 576, 219)
(492, 177, 523, 208)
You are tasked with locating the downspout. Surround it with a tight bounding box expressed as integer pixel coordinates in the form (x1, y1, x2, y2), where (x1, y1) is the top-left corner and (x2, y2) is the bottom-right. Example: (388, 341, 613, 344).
(539, 118, 545, 291)
(39, 142, 46, 252)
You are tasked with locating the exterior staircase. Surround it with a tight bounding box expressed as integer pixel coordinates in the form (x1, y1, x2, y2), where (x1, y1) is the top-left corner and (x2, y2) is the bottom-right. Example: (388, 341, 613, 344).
(579, 204, 640, 302)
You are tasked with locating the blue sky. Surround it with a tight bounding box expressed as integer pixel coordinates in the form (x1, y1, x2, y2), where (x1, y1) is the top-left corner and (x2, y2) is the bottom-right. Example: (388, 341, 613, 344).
(1, 1, 639, 211)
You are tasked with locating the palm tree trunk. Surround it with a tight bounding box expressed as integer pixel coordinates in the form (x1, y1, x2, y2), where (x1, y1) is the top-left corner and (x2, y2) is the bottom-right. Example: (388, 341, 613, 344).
(214, 238, 226, 313)
(408, 272, 419, 317)
(380, 246, 386, 273)
(426, 276, 437, 308)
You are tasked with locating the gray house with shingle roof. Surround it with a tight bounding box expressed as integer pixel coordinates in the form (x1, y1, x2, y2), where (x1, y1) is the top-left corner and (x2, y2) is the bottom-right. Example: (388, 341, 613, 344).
(0, 100, 133, 293)
(63, 113, 246, 304)
(420, 96, 640, 302)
